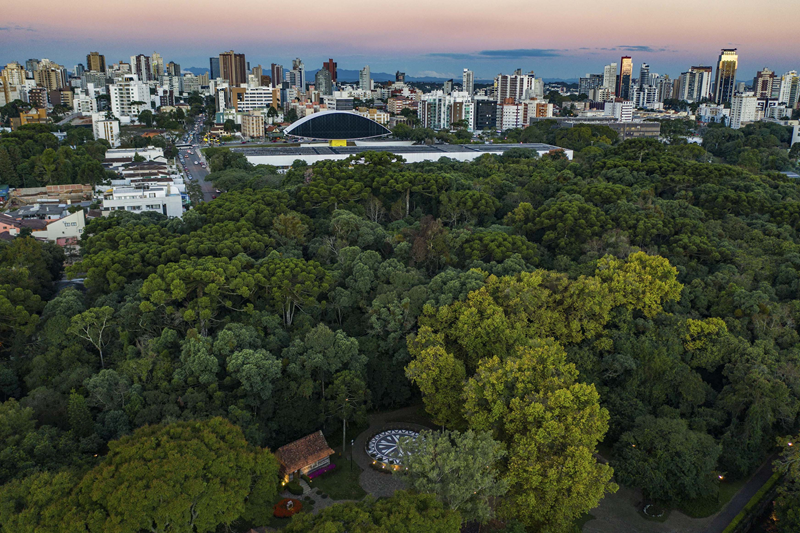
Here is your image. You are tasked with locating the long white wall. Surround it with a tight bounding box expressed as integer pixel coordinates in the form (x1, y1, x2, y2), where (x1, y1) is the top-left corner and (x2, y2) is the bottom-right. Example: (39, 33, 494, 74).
(245, 148, 573, 167)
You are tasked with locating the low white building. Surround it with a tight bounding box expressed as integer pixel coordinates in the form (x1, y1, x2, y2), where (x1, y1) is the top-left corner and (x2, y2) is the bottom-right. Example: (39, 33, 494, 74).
(42, 209, 86, 242)
(238, 87, 277, 112)
(92, 114, 121, 147)
(604, 101, 634, 122)
(73, 90, 97, 114)
(697, 104, 730, 124)
(104, 147, 165, 161)
(101, 185, 183, 218)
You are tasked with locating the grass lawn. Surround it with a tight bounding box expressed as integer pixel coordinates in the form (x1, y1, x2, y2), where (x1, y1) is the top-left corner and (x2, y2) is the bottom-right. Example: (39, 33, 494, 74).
(677, 478, 748, 518)
(308, 458, 368, 500)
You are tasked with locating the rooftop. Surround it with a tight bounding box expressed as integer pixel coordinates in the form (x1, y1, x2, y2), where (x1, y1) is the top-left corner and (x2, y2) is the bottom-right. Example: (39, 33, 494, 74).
(275, 431, 334, 473)
(234, 142, 569, 158)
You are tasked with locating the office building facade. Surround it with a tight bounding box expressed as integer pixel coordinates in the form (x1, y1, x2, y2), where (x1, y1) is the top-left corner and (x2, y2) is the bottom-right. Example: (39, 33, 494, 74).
(86, 52, 106, 72)
(323, 58, 337, 84)
(219, 51, 247, 86)
(617, 56, 633, 100)
(714, 49, 738, 104)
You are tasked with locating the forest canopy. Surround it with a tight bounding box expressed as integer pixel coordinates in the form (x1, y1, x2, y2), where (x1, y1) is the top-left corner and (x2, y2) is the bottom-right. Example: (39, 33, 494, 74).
(1, 121, 800, 530)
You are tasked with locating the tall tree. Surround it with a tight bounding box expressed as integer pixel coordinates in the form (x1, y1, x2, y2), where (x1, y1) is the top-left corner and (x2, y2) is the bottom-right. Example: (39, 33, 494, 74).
(325, 370, 371, 456)
(69, 417, 279, 533)
(463, 341, 617, 531)
(67, 306, 115, 368)
(613, 416, 721, 503)
(398, 429, 508, 523)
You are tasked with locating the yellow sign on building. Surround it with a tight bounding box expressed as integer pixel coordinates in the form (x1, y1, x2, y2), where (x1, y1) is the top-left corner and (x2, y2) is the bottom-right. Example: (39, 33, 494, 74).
(329, 139, 347, 147)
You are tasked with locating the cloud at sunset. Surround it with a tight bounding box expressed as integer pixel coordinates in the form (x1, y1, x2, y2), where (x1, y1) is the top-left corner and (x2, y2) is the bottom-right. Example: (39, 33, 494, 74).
(1, 0, 797, 78)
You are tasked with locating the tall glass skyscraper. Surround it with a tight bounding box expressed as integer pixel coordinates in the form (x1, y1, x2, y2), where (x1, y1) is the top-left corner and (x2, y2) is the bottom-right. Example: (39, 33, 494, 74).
(714, 49, 738, 104)
(617, 56, 633, 100)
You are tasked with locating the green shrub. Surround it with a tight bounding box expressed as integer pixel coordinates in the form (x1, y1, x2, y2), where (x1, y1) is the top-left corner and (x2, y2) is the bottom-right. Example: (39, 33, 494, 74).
(286, 481, 304, 495)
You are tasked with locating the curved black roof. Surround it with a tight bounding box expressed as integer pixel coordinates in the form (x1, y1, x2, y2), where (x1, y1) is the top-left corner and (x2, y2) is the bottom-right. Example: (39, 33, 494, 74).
(284, 111, 391, 140)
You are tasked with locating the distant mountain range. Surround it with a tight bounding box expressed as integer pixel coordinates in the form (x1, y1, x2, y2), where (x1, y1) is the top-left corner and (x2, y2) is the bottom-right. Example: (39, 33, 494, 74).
(184, 66, 578, 84)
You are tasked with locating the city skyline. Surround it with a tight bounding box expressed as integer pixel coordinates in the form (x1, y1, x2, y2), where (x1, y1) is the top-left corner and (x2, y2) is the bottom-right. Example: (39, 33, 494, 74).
(1, 0, 798, 79)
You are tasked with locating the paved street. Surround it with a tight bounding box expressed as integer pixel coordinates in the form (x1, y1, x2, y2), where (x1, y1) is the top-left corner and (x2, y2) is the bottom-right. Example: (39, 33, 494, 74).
(178, 148, 214, 202)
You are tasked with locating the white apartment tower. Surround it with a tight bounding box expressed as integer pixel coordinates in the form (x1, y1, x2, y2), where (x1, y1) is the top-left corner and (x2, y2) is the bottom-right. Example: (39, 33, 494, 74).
(778, 71, 799, 107)
(359, 66, 371, 91)
(495, 72, 536, 103)
(109, 75, 150, 119)
(730, 94, 757, 129)
(463, 69, 474, 95)
(92, 113, 121, 147)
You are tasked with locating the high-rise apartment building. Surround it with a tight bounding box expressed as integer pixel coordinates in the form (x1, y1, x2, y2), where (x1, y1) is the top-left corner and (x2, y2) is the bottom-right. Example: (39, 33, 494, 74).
(109, 75, 150, 118)
(28, 87, 48, 108)
(617, 56, 633, 100)
(677, 66, 713, 102)
(603, 63, 618, 94)
(579, 74, 604, 98)
(271, 64, 283, 88)
(752, 68, 776, 99)
(323, 58, 337, 84)
(418, 91, 475, 131)
(25, 59, 40, 72)
(396, 71, 406, 83)
(359, 66, 371, 91)
(251, 65, 263, 81)
(290, 58, 305, 89)
(166, 62, 181, 76)
(730, 94, 757, 128)
(209, 57, 220, 80)
(495, 72, 536, 103)
(443, 79, 453, 95)
(151, 52, 164, 78)
(219, 51, 247, 86)
(714, 49, 738, 104)
(130, 54, 152, 82)
(463, 68, 474, 95)
(639, 63, 650, 89)
(778, 71, 800, 107)
(2, 62, 27, 86)
(86, 52, 106, 72)
(315, 69, 332, 96)
(35, 60, 67, 90)
(473, 97, 497, 131)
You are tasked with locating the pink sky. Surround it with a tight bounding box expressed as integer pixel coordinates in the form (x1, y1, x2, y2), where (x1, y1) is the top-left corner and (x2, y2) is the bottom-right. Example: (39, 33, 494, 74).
(2, 0, 798, 78)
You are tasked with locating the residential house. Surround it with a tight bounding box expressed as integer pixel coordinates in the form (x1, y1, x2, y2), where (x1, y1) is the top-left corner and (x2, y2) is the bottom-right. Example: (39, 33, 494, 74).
(275, 431, 335, 482)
